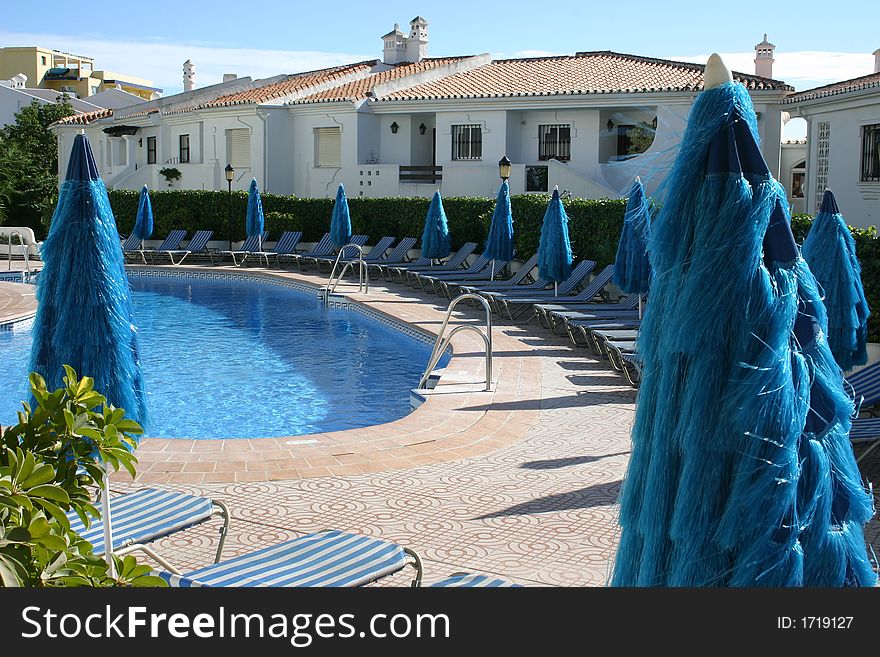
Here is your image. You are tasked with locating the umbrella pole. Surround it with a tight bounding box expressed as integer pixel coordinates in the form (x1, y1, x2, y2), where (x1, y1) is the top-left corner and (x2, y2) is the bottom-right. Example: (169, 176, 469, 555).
(101, 465, 116, 578)
(638, 294, 643, 320)
(490, 260, 495, 280)
(554, 282, 558, 297)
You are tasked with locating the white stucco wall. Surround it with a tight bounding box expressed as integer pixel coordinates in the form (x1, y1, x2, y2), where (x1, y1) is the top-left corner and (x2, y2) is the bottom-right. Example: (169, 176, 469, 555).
(798, 95, 880, 228)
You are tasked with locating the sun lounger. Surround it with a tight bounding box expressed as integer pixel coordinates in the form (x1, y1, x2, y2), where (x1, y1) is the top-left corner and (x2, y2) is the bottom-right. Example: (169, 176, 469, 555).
(382, 242, 477, 284)
(847, 361, 880, 462)
(415, 254, 510, 295)
(540, 293, 642, 332)
(245, 230, 303, 267)
(209, 231, 269, 266)
(283, 233, 334, 269)
(157, 529, 423, 587)
(455, 254, 541, 296)
(127, 229, 187, 265)
(312, 235, 396, 273)
(67, 487, 230, 570)
(480, 260, 601, 320)
(154, 230, 214, 266)
(299, 234, 369, 272)
(427, 573, 522, 587)
(365, 237, 418, 279)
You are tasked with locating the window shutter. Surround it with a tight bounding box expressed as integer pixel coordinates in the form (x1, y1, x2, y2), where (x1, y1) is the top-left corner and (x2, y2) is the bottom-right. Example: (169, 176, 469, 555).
(229, 129, 251, 168)
(315, 127, 341, 167)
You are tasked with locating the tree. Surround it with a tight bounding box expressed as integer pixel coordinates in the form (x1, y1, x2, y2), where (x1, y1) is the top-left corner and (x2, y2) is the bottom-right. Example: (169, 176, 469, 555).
(0, 98, 75, 237)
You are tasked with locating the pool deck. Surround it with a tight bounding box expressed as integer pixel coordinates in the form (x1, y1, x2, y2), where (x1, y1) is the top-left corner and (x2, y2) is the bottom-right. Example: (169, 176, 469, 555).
(1, 262, 878, 586)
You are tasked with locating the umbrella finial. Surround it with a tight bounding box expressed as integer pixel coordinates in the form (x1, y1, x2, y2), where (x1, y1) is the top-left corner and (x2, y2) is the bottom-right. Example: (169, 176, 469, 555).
(635, 175, 641, 184)
(704, 53, 733, 89)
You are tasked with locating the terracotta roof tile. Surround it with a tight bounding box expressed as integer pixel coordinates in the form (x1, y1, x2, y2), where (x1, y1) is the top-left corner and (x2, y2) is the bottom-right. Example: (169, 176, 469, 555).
(197, 61, 377, 109)
(781, 71, 880, 104)
(377, 51, 791, 101)
(291, 57, 468, 104)
(56, 108, 113, 125)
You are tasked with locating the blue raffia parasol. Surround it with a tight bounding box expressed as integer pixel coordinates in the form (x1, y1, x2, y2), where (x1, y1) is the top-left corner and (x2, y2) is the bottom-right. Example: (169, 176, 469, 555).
(29, 132, 148, 576)
(801, 189, 870, 372)
(329, 183, 352, 249)
(610, 55, 876, 587)
(246, 178, 265, 254)
(537, 187, 573, 296)
(132, 185, 154, 249)
(484, 180, 515, 280)
(420, 190, 451, 264)
(612, 177, 651, 317)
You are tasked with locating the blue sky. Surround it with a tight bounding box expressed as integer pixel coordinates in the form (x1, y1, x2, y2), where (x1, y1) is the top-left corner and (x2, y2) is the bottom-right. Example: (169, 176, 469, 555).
(1, 0, 875, 137)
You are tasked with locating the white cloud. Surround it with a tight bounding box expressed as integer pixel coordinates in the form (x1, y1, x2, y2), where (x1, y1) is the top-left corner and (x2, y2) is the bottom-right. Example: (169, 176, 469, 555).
(0, 31, 373, 94)
(664, 51, 875, 92)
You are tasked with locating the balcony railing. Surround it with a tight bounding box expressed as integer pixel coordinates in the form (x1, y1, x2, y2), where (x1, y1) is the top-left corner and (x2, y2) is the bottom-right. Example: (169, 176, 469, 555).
(399, 165, 442, 184)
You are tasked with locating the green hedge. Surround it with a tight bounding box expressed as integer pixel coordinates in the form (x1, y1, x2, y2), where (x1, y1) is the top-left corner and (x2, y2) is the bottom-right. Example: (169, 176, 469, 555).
(106, 190, 878, 341)
(106, 189, 626, 268)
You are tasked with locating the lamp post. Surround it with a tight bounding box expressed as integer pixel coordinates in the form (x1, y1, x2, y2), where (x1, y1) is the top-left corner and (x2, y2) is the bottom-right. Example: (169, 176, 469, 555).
(498, 155, 511, 181)
(225, 164, 234, 243)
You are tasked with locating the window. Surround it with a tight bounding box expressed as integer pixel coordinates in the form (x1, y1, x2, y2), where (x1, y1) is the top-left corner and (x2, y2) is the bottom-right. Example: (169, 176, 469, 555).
(861, 123, 880, 182)
(538, 124, 571, 161)
(179, 134, 190, 164)
(526, 165, 548, 192)
(227, 128, 251, 168)
(791, 159, 805, 198)
(451, 124, 482, 160)
(90, 85, 99, 95)
(314, 127, 341, 167)
(146, 136, 157, 164)
(41, 56, 47, 65)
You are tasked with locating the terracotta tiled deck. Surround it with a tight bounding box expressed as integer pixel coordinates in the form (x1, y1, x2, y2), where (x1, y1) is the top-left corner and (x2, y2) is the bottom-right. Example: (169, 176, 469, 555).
(1, 263, 878, 586)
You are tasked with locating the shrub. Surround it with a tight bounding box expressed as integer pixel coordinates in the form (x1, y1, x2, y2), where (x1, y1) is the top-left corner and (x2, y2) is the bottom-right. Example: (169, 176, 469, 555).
(0, 366, 165, 587)
(103, 189, 878, 341)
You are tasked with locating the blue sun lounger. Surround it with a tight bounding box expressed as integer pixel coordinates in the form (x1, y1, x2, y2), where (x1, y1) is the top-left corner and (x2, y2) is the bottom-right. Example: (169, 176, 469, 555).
(67, 488, 230, 570)
(480, 260, 599, 320)
(311, 235, 396, 273)
(244, 230, 303, 267)
(847, 361, 880, 462)
(154, 229, 214, 265)
(158, 529, 423, 587)
(382, 242, 477, 284)
(126, 229, 187, 265)
(428, 573, 522, 587)
(209, 231, 269, 266)
(364, 237, 418, 279)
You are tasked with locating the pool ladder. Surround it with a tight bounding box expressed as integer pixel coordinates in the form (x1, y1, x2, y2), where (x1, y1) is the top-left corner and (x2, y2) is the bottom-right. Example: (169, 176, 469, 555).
(6, 230, 32, 277)
(418, 293, 493, 392)
(321, 243, 369, 303)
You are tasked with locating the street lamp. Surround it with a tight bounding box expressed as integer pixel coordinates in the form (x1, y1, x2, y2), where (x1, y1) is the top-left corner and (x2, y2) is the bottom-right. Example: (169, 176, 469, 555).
(498, 155, 511, 181)
(225, 164, 234, 236)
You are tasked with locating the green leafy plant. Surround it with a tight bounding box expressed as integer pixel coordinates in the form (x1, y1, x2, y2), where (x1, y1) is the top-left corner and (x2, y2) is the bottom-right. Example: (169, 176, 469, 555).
(158, 167, 182, 186)
(626, 122, 656, 155)
(0, 366, 165, 587)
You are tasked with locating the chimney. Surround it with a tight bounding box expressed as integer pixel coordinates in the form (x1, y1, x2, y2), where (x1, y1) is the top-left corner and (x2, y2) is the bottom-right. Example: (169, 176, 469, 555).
(183, 59, 195, 92)
(754, 34, 775, 78)
(381, 23, 406, 65)
(223, 73, 237, 82)
(874, 48, 880, 74)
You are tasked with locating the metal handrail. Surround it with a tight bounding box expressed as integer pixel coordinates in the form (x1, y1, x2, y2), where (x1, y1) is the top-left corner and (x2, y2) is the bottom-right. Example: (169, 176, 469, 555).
(418, 293, 493, 392)
(324, 243, 368, 295)
(6, 230, 30, 274)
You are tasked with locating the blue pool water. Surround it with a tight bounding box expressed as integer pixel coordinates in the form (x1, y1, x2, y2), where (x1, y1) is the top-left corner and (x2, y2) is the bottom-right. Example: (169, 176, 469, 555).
(0, 274, 444, 439)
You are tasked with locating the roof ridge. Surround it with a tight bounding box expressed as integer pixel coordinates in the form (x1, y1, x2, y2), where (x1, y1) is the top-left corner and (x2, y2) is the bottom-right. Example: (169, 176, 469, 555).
(784, 70, 880, 100)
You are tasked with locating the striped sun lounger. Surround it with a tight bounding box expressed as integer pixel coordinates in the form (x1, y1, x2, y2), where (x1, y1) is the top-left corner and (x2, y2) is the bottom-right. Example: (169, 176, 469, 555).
(158, 529, 423, 587)
(428, 573, 522, 587)
(67, 488, 230, 566)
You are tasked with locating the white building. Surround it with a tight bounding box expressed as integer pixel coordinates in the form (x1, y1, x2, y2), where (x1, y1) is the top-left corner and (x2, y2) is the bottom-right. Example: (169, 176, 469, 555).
(781, 61, 880, 228)
(52, 19, 792, 202)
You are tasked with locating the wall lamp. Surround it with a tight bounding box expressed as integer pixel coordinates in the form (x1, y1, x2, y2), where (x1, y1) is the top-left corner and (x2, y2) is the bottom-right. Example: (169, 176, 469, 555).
(390, 121, 399, 134)
(607, 118, 614, 132)
(419, 122, 427, 135)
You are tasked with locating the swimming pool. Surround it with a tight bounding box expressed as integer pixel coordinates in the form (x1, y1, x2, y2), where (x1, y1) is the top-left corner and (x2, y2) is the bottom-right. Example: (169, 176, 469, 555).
(0, 272, 445, 439)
